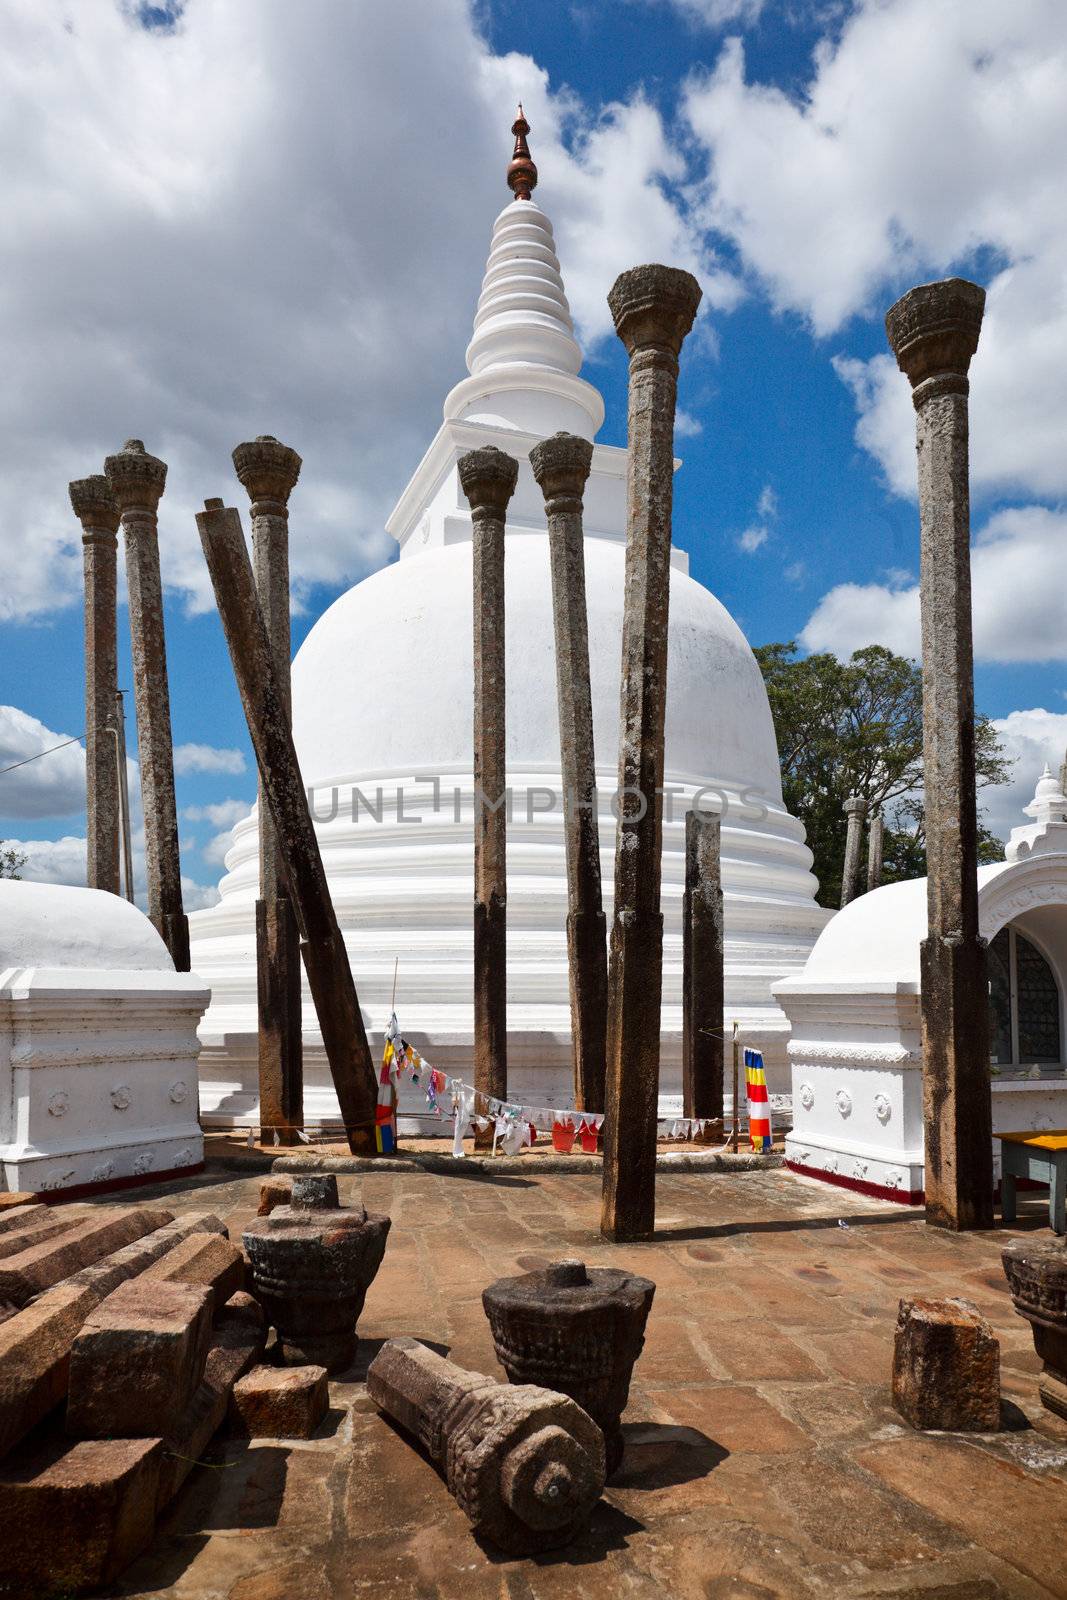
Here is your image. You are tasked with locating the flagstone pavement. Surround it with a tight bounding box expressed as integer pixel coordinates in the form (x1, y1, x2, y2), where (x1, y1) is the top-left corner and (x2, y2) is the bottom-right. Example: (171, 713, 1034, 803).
(107, 1162, 1067, 1600)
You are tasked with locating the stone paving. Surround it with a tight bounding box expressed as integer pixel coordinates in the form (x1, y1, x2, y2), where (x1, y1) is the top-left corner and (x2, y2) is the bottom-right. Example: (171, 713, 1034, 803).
(98, 1163, 1067, 1600)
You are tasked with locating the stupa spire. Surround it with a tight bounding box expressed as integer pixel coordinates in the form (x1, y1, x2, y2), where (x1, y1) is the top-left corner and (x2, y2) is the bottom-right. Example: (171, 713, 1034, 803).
(507, 103, 537, 201)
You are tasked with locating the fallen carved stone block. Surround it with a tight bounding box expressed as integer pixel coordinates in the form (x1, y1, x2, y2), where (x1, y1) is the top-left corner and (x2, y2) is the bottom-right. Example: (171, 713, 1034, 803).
(0, 1434, 162, 1597)
(0, 1206, 173, 1307)
(367, 1335, 605, 1555)
(66, 1277, 214, 1439)
(142, 1229, 244, 1303)
(243, 1174, 390, 1372)
(0, 1281, 97, 1460)
(482, 1257, 654, 1477)
(63, 1210, 229, 1304)
(230, 1362, 329, 1438)
(892, 1296, 1000, 1431)
(0, 1192, 35, 1213)
(258, 1176, 293, 1215)
(1002, 1236, 1067, 1420)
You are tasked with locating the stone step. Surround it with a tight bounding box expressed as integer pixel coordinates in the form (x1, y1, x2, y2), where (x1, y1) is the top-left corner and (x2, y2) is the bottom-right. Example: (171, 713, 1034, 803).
(0, 1207, 173, 1308)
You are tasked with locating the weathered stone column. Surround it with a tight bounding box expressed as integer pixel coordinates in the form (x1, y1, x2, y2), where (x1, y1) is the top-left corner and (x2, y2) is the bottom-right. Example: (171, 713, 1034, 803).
(69, 476, 121, 895)
(867, 812, 885, 892)
(529, 432, 607, 1113)
(233, 436, 304, 1145)
(105, 441, 189, 970)
(196, 499, 379, 1156)
(840, 794, 868, 907)
(458, 447, 518, 1129)
(682, 808, 724, 1132)
(367, 1335, 605, 1554)
(602, 265, 701, 1243)
(886, 278, 993, 1231)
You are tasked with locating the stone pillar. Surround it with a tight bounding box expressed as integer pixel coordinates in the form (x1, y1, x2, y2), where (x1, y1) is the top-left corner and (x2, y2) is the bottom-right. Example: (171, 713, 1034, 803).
(196, 499, 380, 1156)
(886, 278, 993, 1231)
(682, 808, 724, 1131)
(69, 476, 121, 895)
(233, 436, 304, 1145)
(601, 265, 702, 1243)
(104, 441, 189, 971)
(529, 432, 607, 1113)
(867, 812, 885, 893)
(367, 1335, 604, 1554)
(112, 691, 136, 903)
(840, 794, 868, 907)
(457, 447, 518, 1130)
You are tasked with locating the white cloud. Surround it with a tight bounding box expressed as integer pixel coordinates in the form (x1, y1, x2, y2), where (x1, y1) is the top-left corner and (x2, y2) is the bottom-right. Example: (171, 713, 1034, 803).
(183, 797, 251, 826)
(735, 481, 777, 554)
(784, 560, 806, 585)
(182, 874, 221, 911)
(8, 834, 89, 886)
(202, 828, 237, 867)
(675, 408, 704, 438)
(0, 706, 85, 819)
(737, 525, 768, 554)
(173, 743, 246, 776)
(0, 0, 731, 622)
(650, 0, 765, 27)
(756, 484, 777, 520)
(801, 507, 1067, 664)
(983, 707, 1067, 841)
(683, 0, 1067, 558)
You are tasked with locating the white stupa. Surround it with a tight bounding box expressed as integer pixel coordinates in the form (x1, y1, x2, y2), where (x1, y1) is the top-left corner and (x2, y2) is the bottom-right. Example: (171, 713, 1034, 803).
(190, 114, 831, 1128)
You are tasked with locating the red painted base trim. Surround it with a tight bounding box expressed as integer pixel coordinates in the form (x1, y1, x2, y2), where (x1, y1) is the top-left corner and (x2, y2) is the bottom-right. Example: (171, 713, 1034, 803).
(785, 1159, 925, 1206)
(36, 1161, 206, 1205)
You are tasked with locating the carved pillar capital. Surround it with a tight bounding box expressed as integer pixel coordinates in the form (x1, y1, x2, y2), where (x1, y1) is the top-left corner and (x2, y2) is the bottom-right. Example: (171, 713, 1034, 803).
(843, 794, 868, 820)
(232, 435, 302, 516)
(69, 475, 120, 541)
(457, 446, 519, 518)
(529, 431, 593, 513)
(608, 264, 702, 363)
(104, 439, 167, 518)
(885, 278, 985, 405)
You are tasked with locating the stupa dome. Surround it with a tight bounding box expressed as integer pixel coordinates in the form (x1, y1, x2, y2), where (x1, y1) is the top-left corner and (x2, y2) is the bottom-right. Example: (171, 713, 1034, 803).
(189, 114, 831, 1127)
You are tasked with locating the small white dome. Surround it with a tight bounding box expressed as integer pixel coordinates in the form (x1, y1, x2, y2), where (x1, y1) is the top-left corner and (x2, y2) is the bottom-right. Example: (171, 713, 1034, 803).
(0, 880, 173, 972)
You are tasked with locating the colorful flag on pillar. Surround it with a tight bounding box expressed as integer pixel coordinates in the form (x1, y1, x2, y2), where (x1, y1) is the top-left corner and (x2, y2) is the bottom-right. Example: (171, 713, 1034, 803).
(376, 1044, 397, 1154)
(745, 1048, 771, 1152)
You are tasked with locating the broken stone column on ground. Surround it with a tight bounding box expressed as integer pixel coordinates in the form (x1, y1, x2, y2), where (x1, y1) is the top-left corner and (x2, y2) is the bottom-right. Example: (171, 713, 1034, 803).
(885, 279, 993, 1231)
(530, 430, 608, 1115)
(105, 441, 189, 970)
(367, 1334, 605, 1554)
(601, 264, 702, 1243)
(196, 498, 380, 1155)
(233, 435, 305, 1146)
(70, 476, 121, 896)
(458, 446, 518, 1137)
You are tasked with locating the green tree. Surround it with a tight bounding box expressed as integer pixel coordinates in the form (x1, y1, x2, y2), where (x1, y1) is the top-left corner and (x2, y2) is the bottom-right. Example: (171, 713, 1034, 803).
(0, 841, 25, 879)
(754, 642, 1011, 908)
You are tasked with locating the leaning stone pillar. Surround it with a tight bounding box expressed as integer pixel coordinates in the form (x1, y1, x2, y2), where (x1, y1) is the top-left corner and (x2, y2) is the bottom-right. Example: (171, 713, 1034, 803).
(529, 431, 607, 1114)
(886, 278, 993, 1231)
(367, 1335, 604, 1554)
(840, 794, 867, 907)
(69, 476, 121, 895)
(682, 808, 724, 1134)
(196, 499, 379, 1156)
(233, 436, 304, 1145)
(458, 447, 518, 1130)
(601, 265, 701, 1242)
(105, 441, 189, 970)
(867, 812, 885, 892)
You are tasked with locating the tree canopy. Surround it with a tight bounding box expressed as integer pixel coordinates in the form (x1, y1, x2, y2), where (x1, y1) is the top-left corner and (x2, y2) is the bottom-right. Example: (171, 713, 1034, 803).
(0, 841, 25, 879)
(754, 642, 1011, 908)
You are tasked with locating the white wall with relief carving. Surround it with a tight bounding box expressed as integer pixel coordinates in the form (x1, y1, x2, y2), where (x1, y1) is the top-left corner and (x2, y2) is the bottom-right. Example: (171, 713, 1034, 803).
(0, 880, 208, 1194)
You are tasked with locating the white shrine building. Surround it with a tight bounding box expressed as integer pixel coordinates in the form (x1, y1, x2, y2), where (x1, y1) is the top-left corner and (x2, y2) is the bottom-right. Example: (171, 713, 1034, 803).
(189, 144, 832, 1132)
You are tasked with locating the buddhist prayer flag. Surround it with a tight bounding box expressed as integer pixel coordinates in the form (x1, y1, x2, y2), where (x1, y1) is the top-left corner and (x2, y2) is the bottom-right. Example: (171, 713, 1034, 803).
(377, 1034, 398, 1154)
(745, 1048, 771, 1152)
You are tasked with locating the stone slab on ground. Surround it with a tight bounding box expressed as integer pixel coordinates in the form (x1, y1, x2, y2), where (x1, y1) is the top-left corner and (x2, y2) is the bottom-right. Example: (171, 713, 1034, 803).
(0, 1200, 68, 1237)
(0, 1206, 173, 1306)
(0, 1433, 162, 1597)
(0, 1280, 97, 1459)
(64, 1209, 228, 1303)
(0, 1191, 35, 1212)
(142, 1229, 244, 1302)
(67, 1277, 214, 1439)
(893, 1295, 1001, 1432)
(230, 1363, 329, 1438)
(0, 1206, 80, 1260)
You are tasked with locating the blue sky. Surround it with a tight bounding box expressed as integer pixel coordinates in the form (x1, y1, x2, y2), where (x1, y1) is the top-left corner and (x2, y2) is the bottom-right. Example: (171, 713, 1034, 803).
(1, 0, 1065, 899)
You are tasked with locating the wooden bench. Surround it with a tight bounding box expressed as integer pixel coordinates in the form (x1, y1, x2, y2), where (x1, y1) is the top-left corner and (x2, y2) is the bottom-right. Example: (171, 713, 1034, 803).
(998, 1131, 1067, 1235)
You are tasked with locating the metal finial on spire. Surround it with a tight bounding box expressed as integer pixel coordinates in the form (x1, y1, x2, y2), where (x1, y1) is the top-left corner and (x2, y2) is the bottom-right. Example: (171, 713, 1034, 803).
(507, 103, 537, 202)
